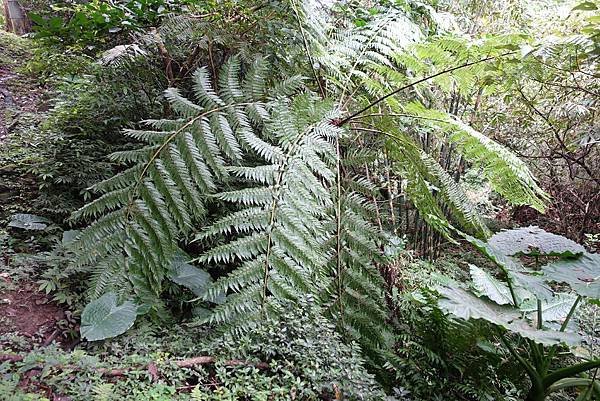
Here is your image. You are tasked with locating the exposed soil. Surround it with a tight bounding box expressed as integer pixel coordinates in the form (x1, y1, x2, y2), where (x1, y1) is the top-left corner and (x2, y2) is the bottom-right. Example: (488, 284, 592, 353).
(0, 32, 76, 358)
(0, 281, 71, 347)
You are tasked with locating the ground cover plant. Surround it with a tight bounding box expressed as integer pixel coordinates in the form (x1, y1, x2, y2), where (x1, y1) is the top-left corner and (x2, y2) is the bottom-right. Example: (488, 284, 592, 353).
(1, 0, 599, 400)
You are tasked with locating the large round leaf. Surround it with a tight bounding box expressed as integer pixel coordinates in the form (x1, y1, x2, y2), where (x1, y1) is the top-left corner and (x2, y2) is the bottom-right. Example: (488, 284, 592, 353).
(438, 286, 582, 347)
(80, 293, 137, 341)
(542, 253, 600, 299)
(489, 226, 585, 257)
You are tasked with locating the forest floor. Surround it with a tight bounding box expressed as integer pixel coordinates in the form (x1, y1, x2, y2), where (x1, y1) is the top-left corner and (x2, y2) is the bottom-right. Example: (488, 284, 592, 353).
(0, 32, 210, 401)
(0, 31, 47, 221)
(0, 31, 68, 350)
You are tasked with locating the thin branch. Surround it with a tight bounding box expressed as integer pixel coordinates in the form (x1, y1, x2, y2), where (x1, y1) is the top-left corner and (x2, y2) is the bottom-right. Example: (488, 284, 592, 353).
(335, 52, 515, 126)
(290, 0, 325, 98)
(351, 112, 449, 124)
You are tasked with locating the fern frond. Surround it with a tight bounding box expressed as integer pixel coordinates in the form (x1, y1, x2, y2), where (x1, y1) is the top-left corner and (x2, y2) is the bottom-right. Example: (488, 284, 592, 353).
(72, 58, 275, 303)
(404, 102, 549, 211)
(199, 94, 340, 327)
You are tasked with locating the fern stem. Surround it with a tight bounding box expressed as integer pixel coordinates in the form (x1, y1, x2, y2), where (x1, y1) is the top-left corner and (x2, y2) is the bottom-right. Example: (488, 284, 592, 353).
(260, 125, 315, 310)
(334, 134, 345, 329)
(261, 196, 278, 310)
(290, 0, 326, 98)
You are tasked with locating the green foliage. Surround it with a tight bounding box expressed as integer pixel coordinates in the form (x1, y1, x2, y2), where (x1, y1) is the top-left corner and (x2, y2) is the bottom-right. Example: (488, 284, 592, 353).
(402, 103, 550, 213)
(169, 254, 213, 296)
(0, 311, 383, 401)
(21, 3, 586, 399)
(386, 129, 489, 238)
(435, 226, 600, 401)
(24, 47, 166, 219)
(385, 261, 527, 401)
(197, 92, 339, 330)
(29, 0, 196, 50)
(71, 57, 286, 312)
(543, 254, 600, 299)
(201, 299, 386, 401)
(0, 378, 49, 401)
(323, 176, 393, 368)
(0, 335, 200, 401)
(296, 2, 547, 246)
(80, 292, 138, 341)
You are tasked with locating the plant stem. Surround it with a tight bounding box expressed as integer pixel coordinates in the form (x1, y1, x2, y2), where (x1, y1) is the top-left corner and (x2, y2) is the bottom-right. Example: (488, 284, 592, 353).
(337, 52, 515, 126)
(544, 295, 583, 370)
(498, 330, 545, 400)
(543, 360, 600, 388)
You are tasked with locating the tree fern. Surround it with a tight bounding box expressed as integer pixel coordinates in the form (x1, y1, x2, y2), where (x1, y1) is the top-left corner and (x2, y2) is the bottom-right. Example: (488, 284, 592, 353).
(71, 57, 275, 303)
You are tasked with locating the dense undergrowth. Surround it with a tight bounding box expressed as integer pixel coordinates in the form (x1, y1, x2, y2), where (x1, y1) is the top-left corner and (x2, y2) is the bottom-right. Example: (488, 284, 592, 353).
(1, 0, 600, 400)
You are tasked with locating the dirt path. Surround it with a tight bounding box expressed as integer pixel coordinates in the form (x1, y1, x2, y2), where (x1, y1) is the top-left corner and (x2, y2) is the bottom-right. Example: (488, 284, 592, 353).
(0, 31, 71, 349)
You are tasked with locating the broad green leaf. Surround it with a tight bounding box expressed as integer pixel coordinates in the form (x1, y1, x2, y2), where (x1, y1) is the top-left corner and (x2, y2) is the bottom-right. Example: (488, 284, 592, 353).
(437, 285, 519, 328)
(542, 253, 600, 299)
(507, 320, 582, 346)
(460, 232, 523, 272)
(8, 213, 50, 230)
(509, 270, 554, 301)
(80, 293, 137, 341)
(488, 226, 585, 257)
(169, 256, 212, 296)
(438, 286, 580, 346)
(470, 264, 514, 305)
(520, 293, 578, 322)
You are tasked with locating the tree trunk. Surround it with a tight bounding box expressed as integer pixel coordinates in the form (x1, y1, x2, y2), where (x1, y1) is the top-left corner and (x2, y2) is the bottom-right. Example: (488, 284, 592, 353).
(3, 0, 30, 34)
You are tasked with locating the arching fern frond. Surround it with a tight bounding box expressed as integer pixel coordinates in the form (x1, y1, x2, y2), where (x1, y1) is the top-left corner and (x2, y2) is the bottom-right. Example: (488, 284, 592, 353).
(71, 58, 278, 302)
(404, 102, 549, 212)
(386, 131, 490, 238)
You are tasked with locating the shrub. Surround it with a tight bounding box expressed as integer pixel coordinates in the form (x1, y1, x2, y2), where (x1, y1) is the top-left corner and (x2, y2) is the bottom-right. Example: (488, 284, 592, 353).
(202, 298, 387, 401)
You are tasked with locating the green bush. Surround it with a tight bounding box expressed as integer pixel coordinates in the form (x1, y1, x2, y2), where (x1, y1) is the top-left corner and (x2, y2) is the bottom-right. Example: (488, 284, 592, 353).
(383, 260, 527, 400)
(29, 0, 199, 51)
(30, 50, 165, 218)
(0, 307, 385, 401)
(202, 299, 387, 401)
